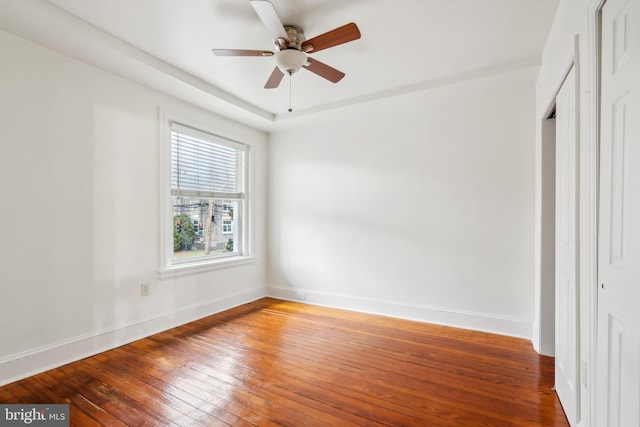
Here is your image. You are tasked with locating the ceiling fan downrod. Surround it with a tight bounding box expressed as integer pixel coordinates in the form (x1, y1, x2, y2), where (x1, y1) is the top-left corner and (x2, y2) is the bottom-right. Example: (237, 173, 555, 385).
(288, 71, 293, 112)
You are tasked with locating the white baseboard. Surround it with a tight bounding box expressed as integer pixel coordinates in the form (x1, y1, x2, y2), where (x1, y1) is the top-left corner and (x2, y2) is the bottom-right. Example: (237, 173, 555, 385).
(531, 319, 541, 352)
(1, 286, 534, 387)
(267, 285, 532, 339)
(0, 287, 266, 387)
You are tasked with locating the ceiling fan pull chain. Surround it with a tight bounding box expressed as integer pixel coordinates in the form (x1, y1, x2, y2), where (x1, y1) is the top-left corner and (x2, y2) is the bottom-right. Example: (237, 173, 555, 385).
(288, 71, 293, 112)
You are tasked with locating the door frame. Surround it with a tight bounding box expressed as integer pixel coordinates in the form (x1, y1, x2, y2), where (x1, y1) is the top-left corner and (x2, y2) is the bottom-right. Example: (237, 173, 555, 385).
(534, 2, 606, 426)
(586, 1, 605, 425)
(535, 29, 601, 427)
(535, 53, 575, 358)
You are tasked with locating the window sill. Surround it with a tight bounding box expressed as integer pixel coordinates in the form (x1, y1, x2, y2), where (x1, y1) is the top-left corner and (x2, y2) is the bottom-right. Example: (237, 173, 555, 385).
(159, 255, 255, 279)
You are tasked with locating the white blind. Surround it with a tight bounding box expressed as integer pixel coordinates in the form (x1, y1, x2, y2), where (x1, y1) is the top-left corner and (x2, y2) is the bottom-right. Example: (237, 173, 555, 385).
(171, 123, 246, 199)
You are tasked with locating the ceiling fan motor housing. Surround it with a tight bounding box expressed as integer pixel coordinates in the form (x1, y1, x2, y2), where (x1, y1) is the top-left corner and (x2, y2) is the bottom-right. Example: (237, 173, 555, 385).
(281, 25, 305, 50)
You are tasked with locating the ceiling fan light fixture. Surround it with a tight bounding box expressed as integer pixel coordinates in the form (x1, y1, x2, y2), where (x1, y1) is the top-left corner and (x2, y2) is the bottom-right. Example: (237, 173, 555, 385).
(274, 49, 308, 74)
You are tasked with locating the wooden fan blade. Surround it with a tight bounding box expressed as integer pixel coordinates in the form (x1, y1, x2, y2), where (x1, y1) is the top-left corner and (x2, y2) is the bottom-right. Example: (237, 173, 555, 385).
(212, 49, 273, 56)
(303, 57, 345, 83)
(302, 22, 361, 53)
(265, 67, 285, 89)
(251, 0, 289, 42)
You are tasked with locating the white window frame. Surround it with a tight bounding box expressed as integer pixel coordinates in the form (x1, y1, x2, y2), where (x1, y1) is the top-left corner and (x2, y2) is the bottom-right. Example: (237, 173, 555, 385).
(159, 109, 254, 278)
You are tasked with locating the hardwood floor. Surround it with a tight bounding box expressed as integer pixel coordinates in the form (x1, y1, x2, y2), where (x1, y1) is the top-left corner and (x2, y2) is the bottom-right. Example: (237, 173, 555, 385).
(0, 298, 568, 426)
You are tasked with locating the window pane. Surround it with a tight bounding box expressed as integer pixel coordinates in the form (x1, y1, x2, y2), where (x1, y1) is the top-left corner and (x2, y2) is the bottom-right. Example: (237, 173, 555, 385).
(172, 197, 241, 261)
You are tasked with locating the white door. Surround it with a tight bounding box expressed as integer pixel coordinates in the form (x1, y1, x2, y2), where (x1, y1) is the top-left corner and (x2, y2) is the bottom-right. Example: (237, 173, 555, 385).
(555, 66, 580, 426)
(597, 0, 640, 425)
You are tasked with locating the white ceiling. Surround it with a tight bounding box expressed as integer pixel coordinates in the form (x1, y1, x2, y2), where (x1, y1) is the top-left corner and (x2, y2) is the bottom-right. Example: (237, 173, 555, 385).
(17, 0, 558, 128)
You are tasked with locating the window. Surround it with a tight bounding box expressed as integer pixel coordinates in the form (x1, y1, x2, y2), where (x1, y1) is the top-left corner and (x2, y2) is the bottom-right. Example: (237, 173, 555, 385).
(164, 121, 249, 272)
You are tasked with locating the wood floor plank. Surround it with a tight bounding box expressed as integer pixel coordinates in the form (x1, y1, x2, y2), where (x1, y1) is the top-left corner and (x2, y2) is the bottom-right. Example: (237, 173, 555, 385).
(0, 298, 569, 426)
(205, 319, 553, 426)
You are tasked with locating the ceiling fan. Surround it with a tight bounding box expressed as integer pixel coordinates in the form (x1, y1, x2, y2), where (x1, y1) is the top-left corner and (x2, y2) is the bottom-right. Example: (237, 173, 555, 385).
(212, 0, 361, 90)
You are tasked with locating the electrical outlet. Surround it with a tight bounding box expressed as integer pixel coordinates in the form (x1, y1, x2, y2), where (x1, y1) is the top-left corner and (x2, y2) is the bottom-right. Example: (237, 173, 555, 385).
(140, 282, 150, 296)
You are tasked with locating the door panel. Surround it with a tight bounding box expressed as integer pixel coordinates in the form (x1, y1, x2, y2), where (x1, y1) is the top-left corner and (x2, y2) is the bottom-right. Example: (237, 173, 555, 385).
(555, 66, 579, 426)
(598, 0, 640, 425)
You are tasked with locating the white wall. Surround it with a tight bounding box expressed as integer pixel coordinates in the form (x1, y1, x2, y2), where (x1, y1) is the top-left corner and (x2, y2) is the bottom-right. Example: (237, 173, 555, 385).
(0, 30, 268, 385)
(267, 66, 538, 337)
